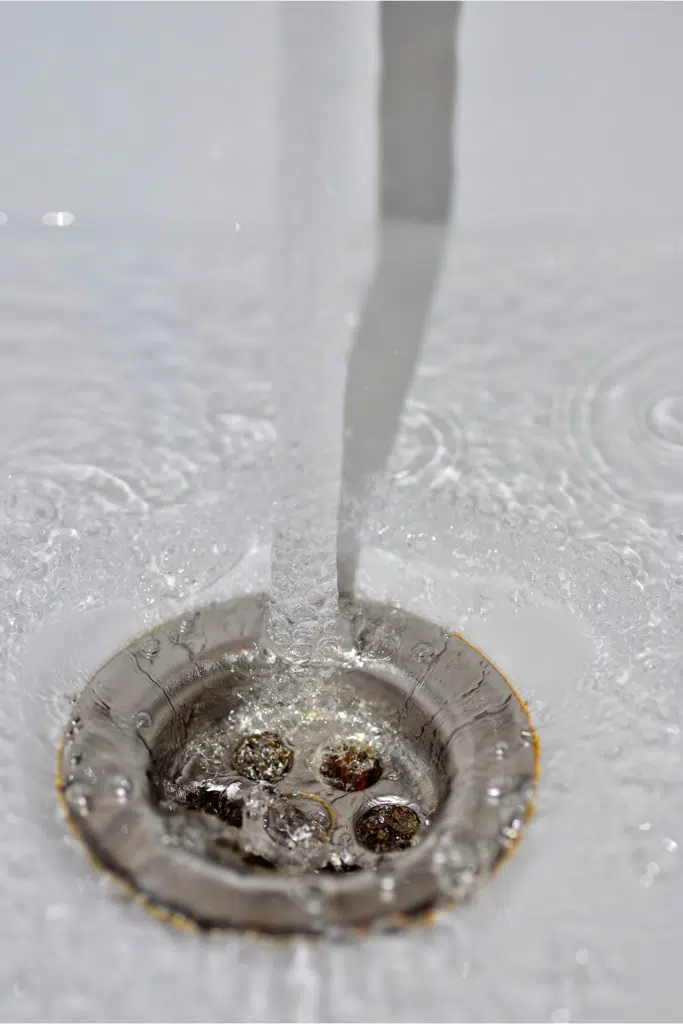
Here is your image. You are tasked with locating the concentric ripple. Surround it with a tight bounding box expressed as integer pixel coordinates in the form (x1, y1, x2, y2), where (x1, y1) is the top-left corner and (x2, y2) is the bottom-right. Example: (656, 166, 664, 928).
(566, 335, 683, 519)
(390, 400, 465, 490)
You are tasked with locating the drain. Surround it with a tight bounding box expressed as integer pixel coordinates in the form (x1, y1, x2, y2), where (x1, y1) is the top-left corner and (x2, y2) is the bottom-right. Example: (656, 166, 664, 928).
(230, 731, 294, 783)
(58, 595, 538, 933)
(355, 802, 421, 853)
(319, 740, 383, 792)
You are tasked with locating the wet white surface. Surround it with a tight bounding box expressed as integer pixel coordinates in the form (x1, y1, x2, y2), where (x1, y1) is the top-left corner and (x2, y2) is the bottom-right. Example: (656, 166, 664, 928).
(1, 3, 683, 1021)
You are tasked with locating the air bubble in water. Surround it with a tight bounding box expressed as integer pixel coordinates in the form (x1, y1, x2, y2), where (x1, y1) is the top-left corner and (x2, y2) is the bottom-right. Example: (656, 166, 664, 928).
(63, 782, 92, 817)
(108, 773, 133, 802)
(412, 641, 436, 662)
(432, 832, 479, 900)
(135, 711, 152, 731)
(139, 637, 160, 660)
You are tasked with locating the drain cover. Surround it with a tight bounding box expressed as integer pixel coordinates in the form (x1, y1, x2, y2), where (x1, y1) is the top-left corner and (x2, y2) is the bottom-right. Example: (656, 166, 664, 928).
(58, 596, 537, 933)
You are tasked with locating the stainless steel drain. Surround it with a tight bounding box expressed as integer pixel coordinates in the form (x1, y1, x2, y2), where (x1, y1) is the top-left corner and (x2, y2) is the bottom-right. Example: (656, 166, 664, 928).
(58, 596, 538, 934)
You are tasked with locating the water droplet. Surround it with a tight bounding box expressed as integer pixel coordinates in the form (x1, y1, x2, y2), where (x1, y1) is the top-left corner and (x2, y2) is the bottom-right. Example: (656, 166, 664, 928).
(42, 211, 75, 226)
(135, 710, 152, 731)
(139, 637, 160, 659)
(378, 875, 396, 903)
(432, 831, 479, 899)
(500, 816, 524, 845)
(412, 642, 436, 662)
(640, 861, 661, 887)
(108, 773, 133, 802)
(64, 782, 92, 817)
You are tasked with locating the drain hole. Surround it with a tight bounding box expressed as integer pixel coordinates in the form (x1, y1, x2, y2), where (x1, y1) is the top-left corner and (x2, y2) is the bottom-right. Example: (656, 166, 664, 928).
(230, 731, 293, 782)
(320, 740, 383, 792)
(355, 803, 421, 853)
(184, 784, 244, 828)
(266, 794, 334, 849)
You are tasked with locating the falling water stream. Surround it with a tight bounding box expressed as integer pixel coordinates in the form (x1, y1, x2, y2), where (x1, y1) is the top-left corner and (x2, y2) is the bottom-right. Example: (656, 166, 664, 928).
(267, 3, 459, 658)
(266, 4, 353, 661)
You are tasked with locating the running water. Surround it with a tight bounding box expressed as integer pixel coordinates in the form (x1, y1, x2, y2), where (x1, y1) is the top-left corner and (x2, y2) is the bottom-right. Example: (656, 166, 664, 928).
(267, 3, 458, 663)
(266, 4, 357, 662)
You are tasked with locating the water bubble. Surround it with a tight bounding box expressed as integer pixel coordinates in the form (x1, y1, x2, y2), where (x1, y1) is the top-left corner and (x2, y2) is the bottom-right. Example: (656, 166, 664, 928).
(378, 875, 396, 903)
(412, 642, 436, 662)
(135, 710, 152, 731)
(500, 816, 524, 845)
(139, 637, 160, 660)
(640, 861, 661, 888)
(108, 773, 133, 802)
(63, 782, 92, 817)
(432, 831, 479, 900)
(42, 211, 75, 226)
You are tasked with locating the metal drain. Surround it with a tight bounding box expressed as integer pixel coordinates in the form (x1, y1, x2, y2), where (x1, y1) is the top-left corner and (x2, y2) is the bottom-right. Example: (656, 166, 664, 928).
(58, 596, 538, 934)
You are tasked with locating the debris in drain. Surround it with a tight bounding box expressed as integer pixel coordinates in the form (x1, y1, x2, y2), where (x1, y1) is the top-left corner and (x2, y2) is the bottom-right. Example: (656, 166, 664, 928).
(356, 803, 420, 853)
(266, 794, 333, 848)
(230, 731, 294, 782)
(322, 851, 362, 873)
(320, 740, 383, 792)
(184, 783, 244, 827)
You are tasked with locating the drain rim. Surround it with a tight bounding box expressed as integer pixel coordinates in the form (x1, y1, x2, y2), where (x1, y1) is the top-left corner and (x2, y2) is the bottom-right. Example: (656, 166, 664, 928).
(58, 594, 538, 933)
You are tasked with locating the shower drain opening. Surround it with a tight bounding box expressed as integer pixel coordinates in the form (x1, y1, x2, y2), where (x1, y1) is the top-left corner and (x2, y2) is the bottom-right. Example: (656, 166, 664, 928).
(58, 595, 538, 934)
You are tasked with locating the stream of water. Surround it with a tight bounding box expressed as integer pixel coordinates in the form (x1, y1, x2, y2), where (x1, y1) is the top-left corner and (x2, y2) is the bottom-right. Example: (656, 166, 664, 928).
(268, 3, 459, 657)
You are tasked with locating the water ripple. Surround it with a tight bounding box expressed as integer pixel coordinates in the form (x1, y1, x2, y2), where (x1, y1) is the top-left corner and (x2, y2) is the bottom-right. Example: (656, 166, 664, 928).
(390, 400, 465, 490)
(565, 335, 683, 520)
